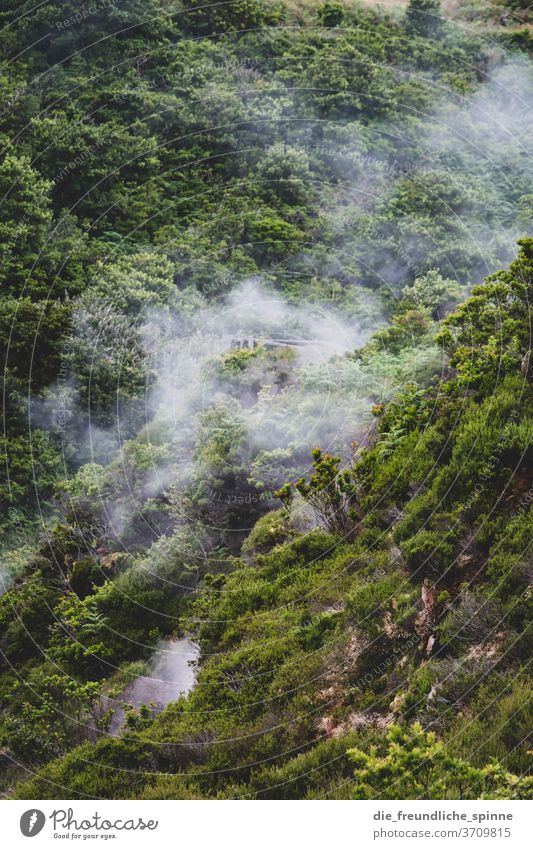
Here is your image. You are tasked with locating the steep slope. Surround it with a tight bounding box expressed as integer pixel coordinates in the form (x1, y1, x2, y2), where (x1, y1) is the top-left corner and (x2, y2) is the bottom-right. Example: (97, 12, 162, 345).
(11, 241, 532, 800)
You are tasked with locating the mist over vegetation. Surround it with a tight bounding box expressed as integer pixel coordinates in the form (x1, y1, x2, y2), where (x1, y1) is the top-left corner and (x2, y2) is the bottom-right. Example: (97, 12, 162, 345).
(0, 0, 531, 799)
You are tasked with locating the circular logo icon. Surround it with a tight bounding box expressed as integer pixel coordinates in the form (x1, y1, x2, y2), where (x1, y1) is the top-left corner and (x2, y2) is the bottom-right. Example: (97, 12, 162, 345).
(20, 810, 46, 837)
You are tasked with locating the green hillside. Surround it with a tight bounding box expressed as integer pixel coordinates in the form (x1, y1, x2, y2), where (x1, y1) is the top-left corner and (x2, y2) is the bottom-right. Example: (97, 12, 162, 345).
(0, 0, 531, 799)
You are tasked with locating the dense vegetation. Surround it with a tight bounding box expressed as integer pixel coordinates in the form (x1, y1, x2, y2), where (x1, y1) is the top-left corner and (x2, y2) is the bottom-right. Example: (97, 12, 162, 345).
(0, 0, 531, 799)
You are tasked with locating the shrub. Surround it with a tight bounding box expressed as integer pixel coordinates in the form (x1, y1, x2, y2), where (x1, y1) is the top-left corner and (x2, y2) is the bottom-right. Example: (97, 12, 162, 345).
(438, 591, 506, 655)
(241, 509, 294, 557)
(349, 723, 530, 799)
(400, 529, 456, 579)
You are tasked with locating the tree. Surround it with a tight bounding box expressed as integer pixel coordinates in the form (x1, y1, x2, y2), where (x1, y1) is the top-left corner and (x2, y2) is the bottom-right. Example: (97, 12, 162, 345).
(63, 291, 148, 429)
(0, 154, 53, 294)
(0, 0, 170, 61)
(405, 0, 444, 39)
(277, 447, 356, 535)
(6, 669, 107, 762)
(180, 0, 282, 36)
(437, 239, 533, 388)
(0, 296, 70, 390)
(317, 3, 345, 27)
(402, 269, 464, 319)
